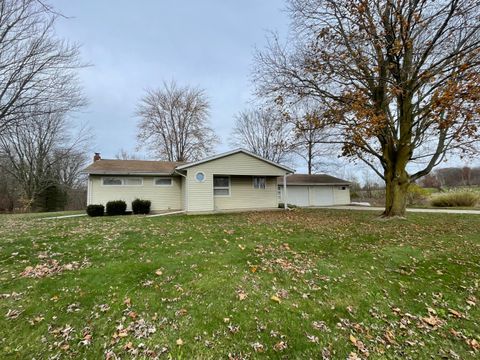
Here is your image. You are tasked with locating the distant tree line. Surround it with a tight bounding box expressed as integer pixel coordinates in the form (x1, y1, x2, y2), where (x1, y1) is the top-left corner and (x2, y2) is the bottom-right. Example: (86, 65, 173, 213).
(419, 167, 480, 188)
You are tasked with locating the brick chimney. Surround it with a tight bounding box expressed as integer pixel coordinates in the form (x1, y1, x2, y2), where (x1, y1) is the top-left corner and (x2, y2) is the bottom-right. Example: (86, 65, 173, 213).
(93, 152, 101, 162)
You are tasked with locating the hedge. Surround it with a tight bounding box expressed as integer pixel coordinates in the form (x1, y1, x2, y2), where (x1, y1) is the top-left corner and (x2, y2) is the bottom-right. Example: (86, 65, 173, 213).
(132, 199, 151, 215)
(86, 204, 104, 217)
(106, 200, 127, 216)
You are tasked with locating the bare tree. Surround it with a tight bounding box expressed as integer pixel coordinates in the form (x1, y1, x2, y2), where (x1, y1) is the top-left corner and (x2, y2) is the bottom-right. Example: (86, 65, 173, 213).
(0, 0, 85, 135)
(287, 104, 337, 174)
(136, 81, 218, 162)
(0, 110, 89, 211)
(254, 0, 480, 217)
(230, 108, 294, 163)
(115, 148, 141, 160)
(52, 149, 88, 189)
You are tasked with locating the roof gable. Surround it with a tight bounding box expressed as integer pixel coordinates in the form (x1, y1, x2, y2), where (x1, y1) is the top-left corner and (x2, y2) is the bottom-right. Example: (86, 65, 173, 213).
(176, 148, 294, 173)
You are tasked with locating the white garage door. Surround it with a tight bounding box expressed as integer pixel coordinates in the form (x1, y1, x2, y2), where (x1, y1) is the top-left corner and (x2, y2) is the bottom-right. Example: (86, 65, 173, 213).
(309, 186, 335, 206)
(287, 186, 310, 207)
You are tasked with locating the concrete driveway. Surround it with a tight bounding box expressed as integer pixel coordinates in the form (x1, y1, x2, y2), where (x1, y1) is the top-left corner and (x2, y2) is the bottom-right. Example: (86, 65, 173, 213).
(321, 206, 480, 215)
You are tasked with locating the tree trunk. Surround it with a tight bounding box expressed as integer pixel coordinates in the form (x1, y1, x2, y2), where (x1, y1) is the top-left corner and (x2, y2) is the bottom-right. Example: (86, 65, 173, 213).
(307, 141, 313, 174)
(383, 166, 410, 217)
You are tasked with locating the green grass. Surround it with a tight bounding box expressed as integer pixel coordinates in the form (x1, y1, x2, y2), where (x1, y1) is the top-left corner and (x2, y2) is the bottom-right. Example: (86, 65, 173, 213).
(0, 209, 479, 359)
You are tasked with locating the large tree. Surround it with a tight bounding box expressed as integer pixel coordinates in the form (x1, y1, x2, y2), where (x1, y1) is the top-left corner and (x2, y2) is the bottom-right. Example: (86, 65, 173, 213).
(0, 0, 85, 135)
(230, 108, 294, 163)
(0, 110, 89, 211)
(254, 0, 480, 217)
(136, 81, 218, 162)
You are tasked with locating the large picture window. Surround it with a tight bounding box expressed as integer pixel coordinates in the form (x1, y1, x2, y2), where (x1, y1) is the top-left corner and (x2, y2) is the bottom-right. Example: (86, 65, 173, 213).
(102, 177, 143, 186)
(253, 176, 266, 189)
(213, 176, 230, 196)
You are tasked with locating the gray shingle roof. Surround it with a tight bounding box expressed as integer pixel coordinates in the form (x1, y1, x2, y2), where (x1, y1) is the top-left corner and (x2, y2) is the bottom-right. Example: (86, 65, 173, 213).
(277, 174, 350, 186)
(83, 159, 183, 175)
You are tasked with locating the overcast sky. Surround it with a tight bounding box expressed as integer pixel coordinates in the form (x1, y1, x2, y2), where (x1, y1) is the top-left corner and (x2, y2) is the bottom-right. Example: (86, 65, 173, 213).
(50, 0, 290, 161)
(49, 1, 476, 179)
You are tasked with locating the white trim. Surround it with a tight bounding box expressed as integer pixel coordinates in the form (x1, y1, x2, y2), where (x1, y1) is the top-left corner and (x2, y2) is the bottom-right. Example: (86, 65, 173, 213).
(176, 148, 295, 173)
(213, 175, 231, 197)
(252, 176, 267, 190)
(279, 183, 350, 186)
(101, 176, 144, 186)
(87, 176, 92, 205)
(195, 171, 206, 183)
(154, 177, 173, 187)
(85, 172, 174, 175)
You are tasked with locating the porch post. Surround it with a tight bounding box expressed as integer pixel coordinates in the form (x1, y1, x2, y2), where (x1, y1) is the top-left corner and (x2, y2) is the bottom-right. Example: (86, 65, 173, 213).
(283, 174, 288, 210)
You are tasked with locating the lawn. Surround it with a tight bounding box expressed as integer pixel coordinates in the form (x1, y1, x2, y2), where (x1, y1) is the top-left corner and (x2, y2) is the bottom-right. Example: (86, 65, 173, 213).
(0, 210, 479, 359)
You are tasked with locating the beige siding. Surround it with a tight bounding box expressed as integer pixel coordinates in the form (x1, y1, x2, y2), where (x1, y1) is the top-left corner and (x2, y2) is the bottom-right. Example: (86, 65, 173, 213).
(185, 168, 214, 212)
(89, 175, 182, 211)
(187, 152, 289, 176)
(333, 186, 351, 205)
(185, 152, 289, 212)
(214, 176, 278, 210)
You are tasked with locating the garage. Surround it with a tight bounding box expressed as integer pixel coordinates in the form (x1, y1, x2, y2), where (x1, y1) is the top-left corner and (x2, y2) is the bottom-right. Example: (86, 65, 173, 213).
(278, 174, 351, 207)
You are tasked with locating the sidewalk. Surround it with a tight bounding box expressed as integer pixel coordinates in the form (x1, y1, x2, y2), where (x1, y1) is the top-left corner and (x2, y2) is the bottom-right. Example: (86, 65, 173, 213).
(321, 206, 480, 215)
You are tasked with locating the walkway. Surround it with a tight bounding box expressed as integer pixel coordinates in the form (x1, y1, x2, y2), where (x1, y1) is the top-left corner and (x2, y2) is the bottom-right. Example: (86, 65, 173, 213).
(322, 206, 480, 215)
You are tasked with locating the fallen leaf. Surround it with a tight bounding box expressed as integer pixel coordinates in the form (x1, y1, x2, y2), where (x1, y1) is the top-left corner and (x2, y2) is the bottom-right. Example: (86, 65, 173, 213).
(448, 308, 463, 318)
(273, 341, 287, 351)
(467, 338, 480, 351)
(251, 342, 264, 352)
(348, 352, 360, 360)
(128, 311, 137, 319)
(422, 315, 443, 327)
(306, 334, 319, 343)
(237, 291, 247, 301)
(176, 338, 184, 346)
(270, 295, 281, 303)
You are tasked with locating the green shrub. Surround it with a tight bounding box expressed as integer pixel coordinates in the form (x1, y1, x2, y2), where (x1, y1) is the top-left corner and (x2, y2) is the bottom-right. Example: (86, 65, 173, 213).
(132, 199, 151, 214)
(86, 204, 104, 217)
(430, 192, 479, 207)
(106, 200, 127, 216)
(278, 203, 298, 209)
(407, 183, 430, 205)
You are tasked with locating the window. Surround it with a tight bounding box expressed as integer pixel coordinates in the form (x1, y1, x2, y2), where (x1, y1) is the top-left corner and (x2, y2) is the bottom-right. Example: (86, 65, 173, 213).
(214, 176, 230, 196)
(155, 178, 172, 186)
(102, 177, 143, 186)
(103, 177, 122, 185)
(253, 176, 266, 189)
(195, 171, 205, 182)
(124, 178, 143, 186)
(340, 186, 347, 190)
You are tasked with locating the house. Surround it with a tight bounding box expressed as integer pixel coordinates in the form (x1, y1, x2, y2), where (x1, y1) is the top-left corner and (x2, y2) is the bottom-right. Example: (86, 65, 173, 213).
(83, 149, 294, 213)
(278, 174, 351, 207)
(83, 149, 351, 213)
